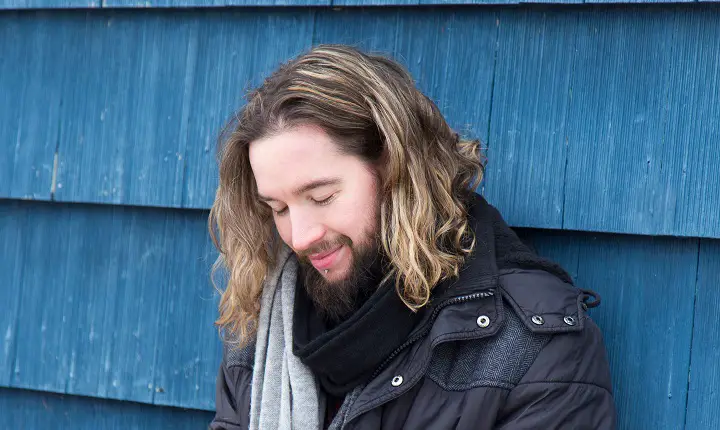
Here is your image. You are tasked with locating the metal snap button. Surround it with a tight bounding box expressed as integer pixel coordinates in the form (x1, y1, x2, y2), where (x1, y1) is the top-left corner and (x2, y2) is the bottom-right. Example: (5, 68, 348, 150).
(531, 315, 545, 325)
(391, 375, 403, 387)
(476, 315, 490, 328)
(564, 316, 576, 326)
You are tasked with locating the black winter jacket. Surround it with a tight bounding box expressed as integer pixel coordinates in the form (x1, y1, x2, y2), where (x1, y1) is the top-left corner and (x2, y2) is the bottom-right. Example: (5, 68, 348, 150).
(211, 196, 616, 429)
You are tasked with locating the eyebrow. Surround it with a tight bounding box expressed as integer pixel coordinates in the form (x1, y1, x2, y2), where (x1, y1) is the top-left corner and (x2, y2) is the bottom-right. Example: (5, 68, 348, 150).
(257, 177, 342, 202)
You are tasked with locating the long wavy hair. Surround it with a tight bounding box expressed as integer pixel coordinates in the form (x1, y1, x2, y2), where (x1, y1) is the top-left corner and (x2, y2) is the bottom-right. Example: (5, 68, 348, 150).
(210, 44, 485, 345)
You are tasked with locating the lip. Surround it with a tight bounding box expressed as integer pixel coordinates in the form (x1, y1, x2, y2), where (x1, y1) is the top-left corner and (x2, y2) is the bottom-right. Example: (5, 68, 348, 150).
(308, 246, 343, 271)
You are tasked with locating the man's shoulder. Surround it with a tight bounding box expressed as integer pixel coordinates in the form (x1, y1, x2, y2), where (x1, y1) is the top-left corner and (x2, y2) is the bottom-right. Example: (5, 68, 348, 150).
(497, 269, 612, 388)
(426, 268, 606, 391)
(222, 335, 256, 370)
(498, 268, 593, 336)
(426, 304, 551, 391)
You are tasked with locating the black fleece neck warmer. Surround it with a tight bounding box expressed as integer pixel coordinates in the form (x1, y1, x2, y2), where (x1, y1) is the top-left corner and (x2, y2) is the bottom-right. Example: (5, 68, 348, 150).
(292, 252, 420, 397)
(291, 192, 573, 397)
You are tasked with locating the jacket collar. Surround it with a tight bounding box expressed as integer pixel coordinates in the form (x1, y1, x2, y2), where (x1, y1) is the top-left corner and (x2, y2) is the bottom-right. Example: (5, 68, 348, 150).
(412, 192, 586, 349)
(430, 192, 501, 301)
(342, 193, 584, 424)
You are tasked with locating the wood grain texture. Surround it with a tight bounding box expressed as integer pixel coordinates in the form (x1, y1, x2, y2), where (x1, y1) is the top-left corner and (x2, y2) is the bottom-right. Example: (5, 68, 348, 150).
(0, 203, 24, 386)
(562, 7, 720, 238)
(331, 0, 419, 5)
(685, 239, 720, 429)
(523, 229, 698, 430)
(485, 10, 578, 229)
(0, 11, 313, 209)
(1, 201, 219, 410)
(332, 0, 584, 4)
(3, 7, 717, 239)
(659, 8, 720, 239)
(49, 12, 196, 207)
(0, 0, 97, 8)
(105, 0, 328, 6)
(0, 13, 62, 200)
(4, 0, 711, 7)
(0, 387, 213, 429)
(585, 0, 695, 3)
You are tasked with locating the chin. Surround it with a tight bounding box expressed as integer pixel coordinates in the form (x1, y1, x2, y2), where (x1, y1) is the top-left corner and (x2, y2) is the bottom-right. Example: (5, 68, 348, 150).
(322, 270, 350, 284)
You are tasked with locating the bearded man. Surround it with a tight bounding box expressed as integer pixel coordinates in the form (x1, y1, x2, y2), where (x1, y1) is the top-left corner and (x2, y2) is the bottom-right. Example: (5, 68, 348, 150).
(209, 44, 616, 430)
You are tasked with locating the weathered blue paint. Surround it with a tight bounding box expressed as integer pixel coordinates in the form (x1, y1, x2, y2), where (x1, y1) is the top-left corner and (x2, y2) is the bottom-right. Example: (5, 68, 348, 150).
(0, 202, 24, 387)
(106, 0, 329, 6)
(563, 7, 720, 238)
(0, 200, 220, 410)
(524, 229, 698, 430)
(659, 9, 720, 239)
(0, 10, 313, 209)
(0, 0, 97, 8)
(520, 0, 583, 4)
(485, 10, 578, 229)
(331, 0, 418, 5)
(5, 0, 720, 8)
(51, 12, 204, 208)
(2, 7, 718, 239)
(0, 14, 62, 200)
(0, 387, 213, 429)
(586, 0, 695, 3)
(685, 239, 720, 429)
(149, 211, 223, 410)
(312, 8, 404, 63)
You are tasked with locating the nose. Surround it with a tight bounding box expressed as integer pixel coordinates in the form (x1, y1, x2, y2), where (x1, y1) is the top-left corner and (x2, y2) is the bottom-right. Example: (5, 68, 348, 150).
(289, 209, 326, 252)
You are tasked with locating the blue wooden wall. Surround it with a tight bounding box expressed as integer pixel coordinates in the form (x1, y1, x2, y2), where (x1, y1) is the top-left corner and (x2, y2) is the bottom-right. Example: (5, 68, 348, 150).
(1, 3, 719, 429)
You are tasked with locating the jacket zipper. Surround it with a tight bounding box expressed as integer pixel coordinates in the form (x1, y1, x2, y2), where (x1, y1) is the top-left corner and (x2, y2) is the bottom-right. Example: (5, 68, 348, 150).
(369, 291, 490, 380)
(339, 291, 493, 429)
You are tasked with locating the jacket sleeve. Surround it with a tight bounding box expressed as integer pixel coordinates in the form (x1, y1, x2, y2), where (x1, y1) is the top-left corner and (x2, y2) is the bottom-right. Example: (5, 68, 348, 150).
(209, 354, 254, 429)
(495, 319, 617, 429)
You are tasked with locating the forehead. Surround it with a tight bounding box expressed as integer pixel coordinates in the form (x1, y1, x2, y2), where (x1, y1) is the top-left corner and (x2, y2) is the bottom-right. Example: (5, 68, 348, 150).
(248, 125, 362, 196)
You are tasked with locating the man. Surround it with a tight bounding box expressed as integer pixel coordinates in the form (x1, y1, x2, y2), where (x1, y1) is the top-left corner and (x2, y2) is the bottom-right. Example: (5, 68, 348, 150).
(209, 44, 616, 429)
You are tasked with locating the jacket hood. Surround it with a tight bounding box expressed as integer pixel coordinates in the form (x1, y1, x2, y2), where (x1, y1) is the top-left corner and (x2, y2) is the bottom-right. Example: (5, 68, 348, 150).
(434, 192, 574, 301)
(407, 192, 582, 335)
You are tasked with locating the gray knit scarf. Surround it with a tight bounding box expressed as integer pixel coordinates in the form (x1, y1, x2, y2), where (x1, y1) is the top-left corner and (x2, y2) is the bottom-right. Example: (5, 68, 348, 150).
(249, 245, 326, 430)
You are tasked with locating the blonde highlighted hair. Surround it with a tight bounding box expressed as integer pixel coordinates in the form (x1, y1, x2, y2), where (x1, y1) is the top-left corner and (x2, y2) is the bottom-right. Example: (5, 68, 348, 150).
(210, 44, 485, 345)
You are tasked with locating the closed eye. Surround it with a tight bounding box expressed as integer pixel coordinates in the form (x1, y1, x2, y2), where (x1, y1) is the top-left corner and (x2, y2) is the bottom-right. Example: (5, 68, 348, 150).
(312, 194, 336, 206)
(268, 193, 336, 216)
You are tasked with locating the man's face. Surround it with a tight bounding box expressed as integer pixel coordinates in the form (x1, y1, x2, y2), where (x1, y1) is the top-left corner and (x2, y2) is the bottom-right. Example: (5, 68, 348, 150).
(249, 124, 382, 316)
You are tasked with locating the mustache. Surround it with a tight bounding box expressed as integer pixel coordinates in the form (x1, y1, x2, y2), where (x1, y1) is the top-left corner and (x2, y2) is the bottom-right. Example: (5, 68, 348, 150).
(296, 236, 352, 261)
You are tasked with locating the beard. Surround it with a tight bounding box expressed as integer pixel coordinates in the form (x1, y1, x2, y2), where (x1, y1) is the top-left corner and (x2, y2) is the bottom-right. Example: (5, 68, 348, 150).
(297, 234, 382, 323)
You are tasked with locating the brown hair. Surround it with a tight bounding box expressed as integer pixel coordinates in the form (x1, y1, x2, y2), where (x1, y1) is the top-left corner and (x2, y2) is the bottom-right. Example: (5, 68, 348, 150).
(210, 44, 485, 345)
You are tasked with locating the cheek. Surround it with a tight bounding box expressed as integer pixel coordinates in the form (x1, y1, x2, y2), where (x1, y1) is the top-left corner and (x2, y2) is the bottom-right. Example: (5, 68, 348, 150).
(338, 180, 380, 242)
(273, 216, 292, 246)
